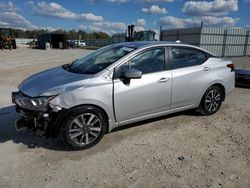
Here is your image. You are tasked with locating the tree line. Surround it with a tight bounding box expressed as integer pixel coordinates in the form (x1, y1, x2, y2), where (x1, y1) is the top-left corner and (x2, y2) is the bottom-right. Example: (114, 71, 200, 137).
(13, 29, 111, 40)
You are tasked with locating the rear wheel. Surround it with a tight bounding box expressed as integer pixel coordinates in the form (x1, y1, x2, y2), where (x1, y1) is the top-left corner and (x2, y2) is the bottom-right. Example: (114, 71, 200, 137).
(60, 106, 107, 150)
(198, 86, 223, 115)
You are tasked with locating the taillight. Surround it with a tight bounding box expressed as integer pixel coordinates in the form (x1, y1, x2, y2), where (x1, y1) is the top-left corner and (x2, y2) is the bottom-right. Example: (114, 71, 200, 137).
(227, 63, 234, 72)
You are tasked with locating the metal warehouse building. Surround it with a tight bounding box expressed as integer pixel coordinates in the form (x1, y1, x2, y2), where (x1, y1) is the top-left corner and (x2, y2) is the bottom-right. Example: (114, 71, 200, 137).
(37, 33, 67, 49)
(112, 33, 127, 44)
(160, 27, 250, 57)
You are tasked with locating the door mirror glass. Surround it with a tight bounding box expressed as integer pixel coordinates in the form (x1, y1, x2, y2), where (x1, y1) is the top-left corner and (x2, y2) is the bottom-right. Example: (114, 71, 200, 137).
(124, 68, 142, 79)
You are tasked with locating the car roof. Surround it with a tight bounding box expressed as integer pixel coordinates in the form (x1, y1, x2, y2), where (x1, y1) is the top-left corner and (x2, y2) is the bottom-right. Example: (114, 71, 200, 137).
(115, 41, 177, 48)
(94, 41, 216, 77)
(113, 41, 215, 57)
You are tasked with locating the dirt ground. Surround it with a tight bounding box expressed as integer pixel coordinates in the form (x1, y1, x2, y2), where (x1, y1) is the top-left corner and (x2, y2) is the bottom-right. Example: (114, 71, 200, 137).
(0, 46, 249, 188)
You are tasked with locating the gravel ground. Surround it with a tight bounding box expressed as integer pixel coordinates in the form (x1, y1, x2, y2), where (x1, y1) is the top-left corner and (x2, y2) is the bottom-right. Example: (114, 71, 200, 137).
(0, 46, 249, 188)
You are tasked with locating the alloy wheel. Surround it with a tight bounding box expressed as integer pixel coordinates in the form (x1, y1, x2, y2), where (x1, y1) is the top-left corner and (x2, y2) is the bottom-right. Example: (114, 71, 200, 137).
(69, 113, 102, 146)
(204, 89, 221, 112)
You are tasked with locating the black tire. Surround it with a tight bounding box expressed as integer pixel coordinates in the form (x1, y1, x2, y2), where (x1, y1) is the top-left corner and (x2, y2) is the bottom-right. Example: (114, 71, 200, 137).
(60, 106, 107, 150)
(198, 85, 223, 116)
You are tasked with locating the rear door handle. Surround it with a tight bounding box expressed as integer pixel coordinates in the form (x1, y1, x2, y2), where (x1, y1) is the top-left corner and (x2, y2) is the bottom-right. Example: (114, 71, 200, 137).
(203, 67, 211, 71)
(157, 77, 169, 83)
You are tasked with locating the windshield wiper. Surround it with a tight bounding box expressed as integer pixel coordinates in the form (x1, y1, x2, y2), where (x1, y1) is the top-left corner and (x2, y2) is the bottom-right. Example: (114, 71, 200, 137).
(63, 65, 94, 74)
(62, 64, 78, 73)
(62, 64, 70, 71)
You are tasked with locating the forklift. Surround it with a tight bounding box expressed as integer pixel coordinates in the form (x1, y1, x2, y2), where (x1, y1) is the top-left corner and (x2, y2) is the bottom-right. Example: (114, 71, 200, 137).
(0, 28, 16, 50)
(126, 25, 156, 42)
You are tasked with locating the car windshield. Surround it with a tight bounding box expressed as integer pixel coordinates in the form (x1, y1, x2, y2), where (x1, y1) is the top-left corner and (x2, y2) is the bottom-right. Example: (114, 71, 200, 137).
(65, 45, 136, 74)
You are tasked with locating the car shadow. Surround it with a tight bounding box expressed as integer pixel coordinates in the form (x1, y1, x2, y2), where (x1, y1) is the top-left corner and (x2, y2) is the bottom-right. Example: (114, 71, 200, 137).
(0, 105, 200, 151)
(111, 109, 200, 133)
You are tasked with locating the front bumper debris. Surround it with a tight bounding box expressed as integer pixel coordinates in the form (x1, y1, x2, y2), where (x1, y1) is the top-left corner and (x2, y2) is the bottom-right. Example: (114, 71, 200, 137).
(15, 118, 31, 131)
(12, 91, 52, 137)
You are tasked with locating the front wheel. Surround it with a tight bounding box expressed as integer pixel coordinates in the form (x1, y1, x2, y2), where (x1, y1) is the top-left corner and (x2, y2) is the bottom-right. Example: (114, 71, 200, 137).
(198, 86, 223, 115)
(60, 106, 107, 150)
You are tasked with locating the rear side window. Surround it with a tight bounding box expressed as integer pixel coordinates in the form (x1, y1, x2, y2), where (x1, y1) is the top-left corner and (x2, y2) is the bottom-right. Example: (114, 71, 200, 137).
(171, 47, 207, 69)
(197, 50, 207, 64)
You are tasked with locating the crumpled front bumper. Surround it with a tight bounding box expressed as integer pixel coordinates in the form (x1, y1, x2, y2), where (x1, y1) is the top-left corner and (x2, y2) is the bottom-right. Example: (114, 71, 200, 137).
(11, 91, 52, 136)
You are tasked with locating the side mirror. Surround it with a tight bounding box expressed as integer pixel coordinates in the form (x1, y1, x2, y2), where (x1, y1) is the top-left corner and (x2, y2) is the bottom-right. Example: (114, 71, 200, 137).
(124, 68, 142, 79)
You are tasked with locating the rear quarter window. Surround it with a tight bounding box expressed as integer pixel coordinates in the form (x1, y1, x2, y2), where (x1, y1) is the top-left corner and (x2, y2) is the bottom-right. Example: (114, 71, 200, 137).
(171, 47, 208, 69)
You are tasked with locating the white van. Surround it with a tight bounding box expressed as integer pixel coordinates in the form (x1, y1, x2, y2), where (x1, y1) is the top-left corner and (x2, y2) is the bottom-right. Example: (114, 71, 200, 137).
(75, 40, 86, 47)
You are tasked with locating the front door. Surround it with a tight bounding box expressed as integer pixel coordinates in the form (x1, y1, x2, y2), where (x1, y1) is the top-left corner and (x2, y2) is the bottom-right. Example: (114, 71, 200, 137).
(113, 47, 172, 124)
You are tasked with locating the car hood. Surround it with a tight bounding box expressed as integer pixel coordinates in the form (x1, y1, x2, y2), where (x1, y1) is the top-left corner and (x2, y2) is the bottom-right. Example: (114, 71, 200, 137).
(18, 66, 92, 97)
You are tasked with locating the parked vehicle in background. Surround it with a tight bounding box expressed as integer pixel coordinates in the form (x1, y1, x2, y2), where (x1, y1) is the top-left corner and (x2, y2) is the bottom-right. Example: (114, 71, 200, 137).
(75, 40, 86, 47)
(27, 39, 37, 48)
(235, 68, 250, 87)
(67, 40, 76, 49)
(12, 41, 235, 150)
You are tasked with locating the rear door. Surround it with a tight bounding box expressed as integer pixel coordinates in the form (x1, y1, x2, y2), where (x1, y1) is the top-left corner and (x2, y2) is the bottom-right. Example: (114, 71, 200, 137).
(113, 47, 172, 124)
(170, 46, 212, 109)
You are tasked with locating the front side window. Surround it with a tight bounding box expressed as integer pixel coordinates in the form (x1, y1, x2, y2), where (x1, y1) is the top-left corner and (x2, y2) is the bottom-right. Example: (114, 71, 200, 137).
(119, 48, 165, 75)
(171, 47, 207, 69)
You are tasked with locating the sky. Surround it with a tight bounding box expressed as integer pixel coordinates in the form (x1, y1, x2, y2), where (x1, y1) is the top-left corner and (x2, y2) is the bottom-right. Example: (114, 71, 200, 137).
(0, 0, 250, 36)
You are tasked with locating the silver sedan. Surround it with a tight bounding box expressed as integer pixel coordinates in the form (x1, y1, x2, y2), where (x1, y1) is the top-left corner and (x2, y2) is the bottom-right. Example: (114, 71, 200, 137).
(12, 41, 235, 150)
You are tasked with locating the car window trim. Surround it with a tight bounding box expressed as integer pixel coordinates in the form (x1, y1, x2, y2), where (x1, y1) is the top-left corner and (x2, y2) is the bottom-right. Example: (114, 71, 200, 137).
(168, 46, 208, 70)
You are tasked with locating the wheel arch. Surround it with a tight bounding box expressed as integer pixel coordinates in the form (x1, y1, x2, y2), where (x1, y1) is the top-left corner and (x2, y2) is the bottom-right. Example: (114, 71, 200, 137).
(51, 104, 111, 138)
(197, 82, 226, 108)
(211, 83, 225, 101)
(74, 104, 110, 129)
(197, 83, 225, 115)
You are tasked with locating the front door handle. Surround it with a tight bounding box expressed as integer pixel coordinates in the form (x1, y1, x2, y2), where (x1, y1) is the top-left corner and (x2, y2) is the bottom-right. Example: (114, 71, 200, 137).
(157, 77, 169, 83)
(203, 67, 211, 71)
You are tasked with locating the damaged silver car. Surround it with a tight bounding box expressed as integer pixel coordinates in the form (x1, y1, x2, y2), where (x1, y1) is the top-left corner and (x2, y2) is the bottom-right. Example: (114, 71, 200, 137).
(12, 41, 235, 150)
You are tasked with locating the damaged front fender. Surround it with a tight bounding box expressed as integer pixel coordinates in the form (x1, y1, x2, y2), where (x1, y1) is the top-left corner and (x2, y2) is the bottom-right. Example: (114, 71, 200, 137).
(49, 79, 117, 132)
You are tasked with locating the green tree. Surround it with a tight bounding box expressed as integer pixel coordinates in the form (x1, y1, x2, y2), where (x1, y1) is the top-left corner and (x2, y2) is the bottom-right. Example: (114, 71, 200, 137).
(12, 28, 111, 40)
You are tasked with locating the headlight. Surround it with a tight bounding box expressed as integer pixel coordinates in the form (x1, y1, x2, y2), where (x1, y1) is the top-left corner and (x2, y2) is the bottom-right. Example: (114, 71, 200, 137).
(30, 96, 56, 107)
(13, 92, 56, 111)
(31, 97, 50, 107)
